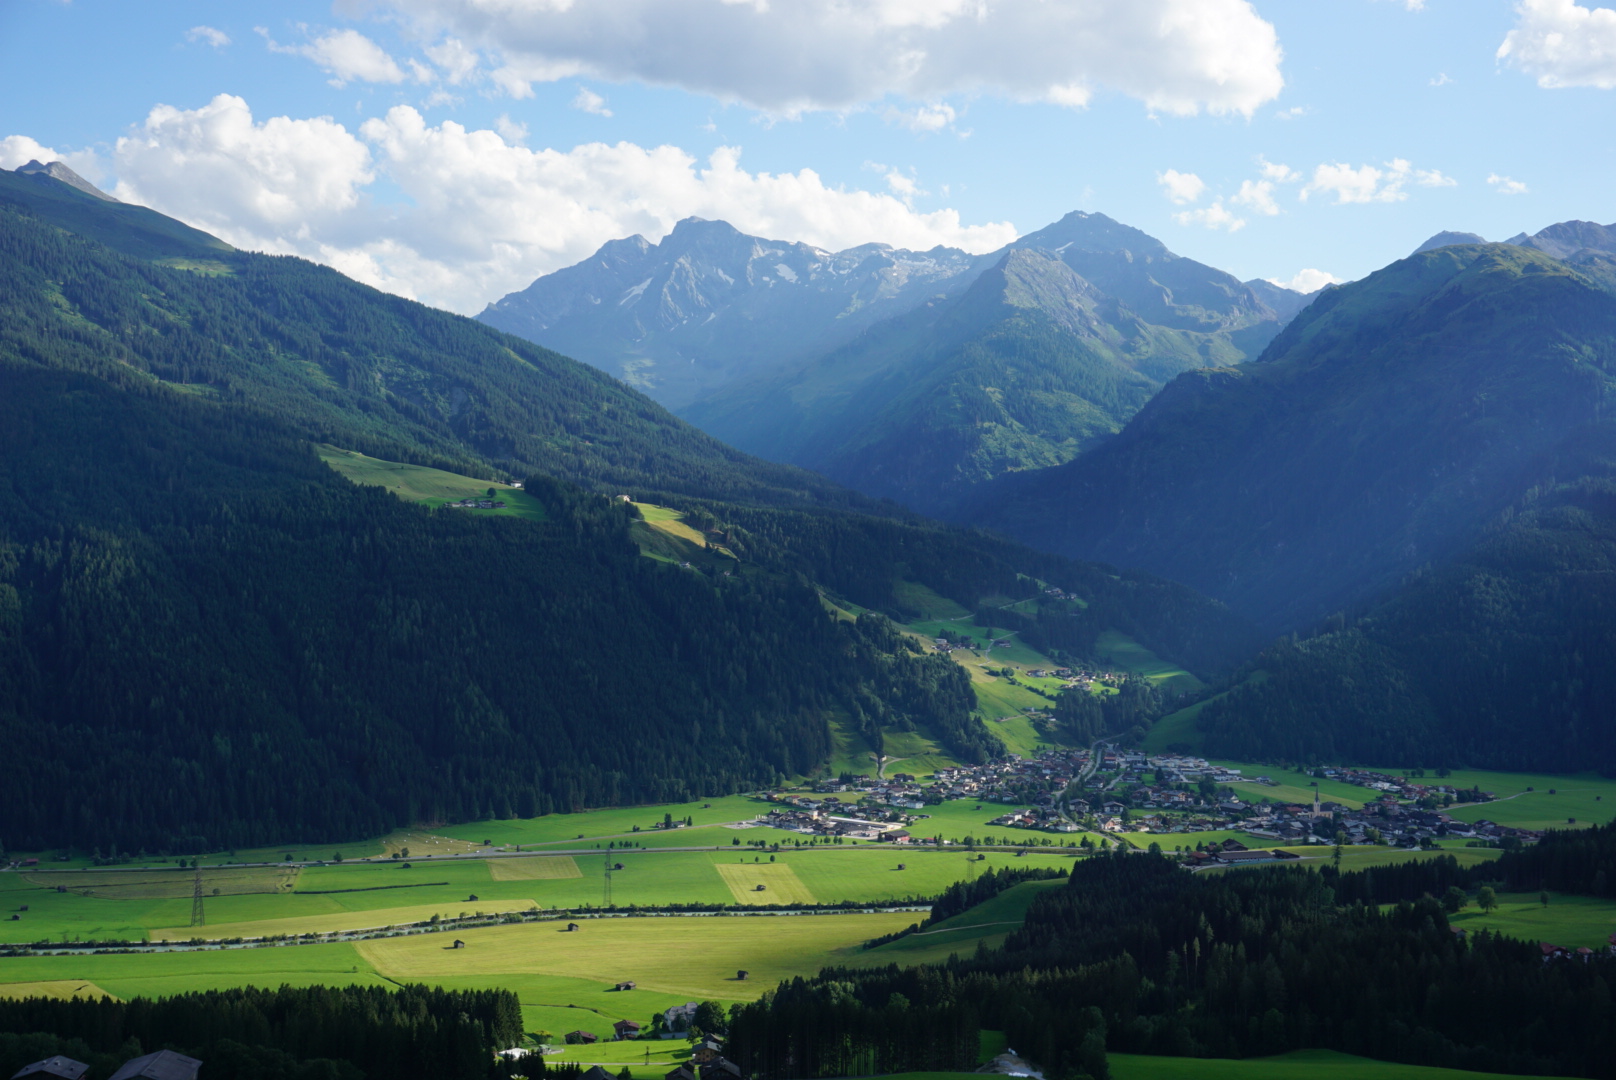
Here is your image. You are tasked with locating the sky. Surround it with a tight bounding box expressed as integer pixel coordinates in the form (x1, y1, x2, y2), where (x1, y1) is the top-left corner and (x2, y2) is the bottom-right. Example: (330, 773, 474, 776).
(2, 0, 1614, 315)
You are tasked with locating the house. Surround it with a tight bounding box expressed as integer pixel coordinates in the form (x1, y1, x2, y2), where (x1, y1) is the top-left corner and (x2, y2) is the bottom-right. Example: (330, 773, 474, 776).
(108, 1051, 203, 1080)
(666, 1068, 699, 1080)
(582, 1067, 616, 1080)
(564, 1031, 598, 1045)
(11, 1057, 89, 1080)
(1216, 849, 1278, 865)
(662, 1001, 699, 1037)
(700, 1059, 743, 1080)
(692, 1041, 725, 1064)
(613, 1019, 643, 1040)
(615, 980, 637, 991)
(882, 831, 912, 844)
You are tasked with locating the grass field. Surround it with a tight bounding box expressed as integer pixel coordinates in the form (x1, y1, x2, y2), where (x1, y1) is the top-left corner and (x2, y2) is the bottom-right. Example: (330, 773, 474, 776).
(149, 898, 541, 941)
(1093, 631, 1205, 694)
(0, 980, 115, 1000)
(355, 910, 915, 1003)
(858, 879, 1066, 965)
(432, 795, 773, 847)
(715, 863, 815, 905)
(1446, 891, 1616, 947)
(20, 866, 298, 899)
(1109, 1050, 1575, 1080)
(318, 446, 545, 521)
(490, 856, 583, 881)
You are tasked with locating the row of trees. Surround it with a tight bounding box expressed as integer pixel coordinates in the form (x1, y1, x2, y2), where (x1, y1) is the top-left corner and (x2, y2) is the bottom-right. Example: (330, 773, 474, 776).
(0, 985, 522, 1080)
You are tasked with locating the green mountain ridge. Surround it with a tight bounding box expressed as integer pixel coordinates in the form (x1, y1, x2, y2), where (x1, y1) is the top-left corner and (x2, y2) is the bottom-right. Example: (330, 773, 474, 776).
(968, 242, 1616, 633)
(0, 168, 1250, 852)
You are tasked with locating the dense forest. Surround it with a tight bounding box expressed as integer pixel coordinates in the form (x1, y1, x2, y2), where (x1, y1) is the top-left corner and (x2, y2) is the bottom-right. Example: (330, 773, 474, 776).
(729, 851, 1616, 1080)
(0, 178, 1254, 853)
(1187, 477, 1616, 771)
(0, 985, 520, 1080)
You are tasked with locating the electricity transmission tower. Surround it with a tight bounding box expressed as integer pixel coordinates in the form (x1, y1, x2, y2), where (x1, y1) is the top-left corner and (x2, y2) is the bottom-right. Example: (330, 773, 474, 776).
(190, 866, 206, 927)
(603, 854, 613, 907)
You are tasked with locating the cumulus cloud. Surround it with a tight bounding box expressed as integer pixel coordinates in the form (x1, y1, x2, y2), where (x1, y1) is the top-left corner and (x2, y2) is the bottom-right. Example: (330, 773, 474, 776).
(1268, 268, 1341, 293)
(571, 88, 614, 117)
(369, 0, 1284, 116)
(263, 28, 413, 87)
(1157, 169, 1206, 205)
(1174, 200, 1245, 232)
(1499, 0, 1616, 89)
(0, 134, 107, 183)
(1415, 168, 1457, 187)
(1302, 159, 1427, 204)
(1488, 173, 1530, 194)
(1231, 179, 1281, 216)
(101, 95, 1017, 314)
(186, 26, 231, 48)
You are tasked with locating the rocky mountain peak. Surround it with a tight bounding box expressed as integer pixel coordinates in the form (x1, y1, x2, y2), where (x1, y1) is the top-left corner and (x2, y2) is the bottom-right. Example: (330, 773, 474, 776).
(14, 159, 119, 202)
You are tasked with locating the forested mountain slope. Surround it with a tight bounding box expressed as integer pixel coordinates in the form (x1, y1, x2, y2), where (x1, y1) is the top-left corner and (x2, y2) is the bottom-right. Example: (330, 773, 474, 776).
(0, 168, 859, 511)
(0, 170, 1251, 852)
(1187, 476, 1616, 772)
(968, 243, 1616, 634)
(680, 214, 1304, 515)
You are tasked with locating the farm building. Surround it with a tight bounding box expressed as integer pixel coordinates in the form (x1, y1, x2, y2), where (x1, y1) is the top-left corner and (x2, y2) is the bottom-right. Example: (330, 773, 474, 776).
(107, 1051, 203, 1080)
(666, 1067, 698, 1080)
(613, 1019, 643, 1040)
(11, 1057, 89, 1080)
(564, 1031, 598, 1045)
(615, 980, 637, 991)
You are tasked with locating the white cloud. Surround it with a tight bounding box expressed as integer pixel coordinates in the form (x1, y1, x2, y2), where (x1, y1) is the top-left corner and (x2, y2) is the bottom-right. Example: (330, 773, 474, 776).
(886, 103, 958, 132)
(424, 37, 480, 84)
(1430, 72, 1452, 86)
(103, 95, 1018, 314)
(1415, 168, 1457, 187)
(1258, 157, 1301, 183)
(1267, 268, 1340, 293)
(1302, 159, 1418, 204)
(1488, 173, 1530, 195)
(1275, 105, 1309, 119)
(1499, 0, 1616, 89)
(1231, 179, 1280, 215)
(370, 0, 1284, 116)
(1174, 200, 1245, 231)
(265, 28, 411, 87)
(0, 134, 107, 183)
(186, 26, 231, 48)
(494, 114, 529, 145)
(571, 88, 614, 117)
(1157, 169, 1206, 205)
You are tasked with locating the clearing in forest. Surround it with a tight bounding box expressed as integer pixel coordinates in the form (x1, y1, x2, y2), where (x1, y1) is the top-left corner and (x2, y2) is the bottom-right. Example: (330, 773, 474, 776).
(715, 862, 815, 905)
(0, 980, 116, 1001)
(489, 856, 582, 881)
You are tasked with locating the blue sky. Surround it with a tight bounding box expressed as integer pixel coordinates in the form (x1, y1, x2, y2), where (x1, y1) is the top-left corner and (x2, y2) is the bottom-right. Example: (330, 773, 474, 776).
(3, 0, 1613, 313)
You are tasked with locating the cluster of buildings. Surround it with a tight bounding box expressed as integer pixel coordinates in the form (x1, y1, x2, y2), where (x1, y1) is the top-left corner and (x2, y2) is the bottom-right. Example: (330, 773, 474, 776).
(445, 497, 507, 510)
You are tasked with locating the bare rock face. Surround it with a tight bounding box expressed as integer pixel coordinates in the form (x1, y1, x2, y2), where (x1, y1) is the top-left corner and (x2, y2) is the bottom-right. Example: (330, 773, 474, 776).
(14, 159, 119, 202)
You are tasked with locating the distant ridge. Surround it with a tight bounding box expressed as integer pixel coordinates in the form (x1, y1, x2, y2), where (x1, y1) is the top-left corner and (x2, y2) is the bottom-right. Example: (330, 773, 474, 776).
(1507, 219, 1616, 259)
(1411, 230, 1486, 255)
(15, 158, 118, 201)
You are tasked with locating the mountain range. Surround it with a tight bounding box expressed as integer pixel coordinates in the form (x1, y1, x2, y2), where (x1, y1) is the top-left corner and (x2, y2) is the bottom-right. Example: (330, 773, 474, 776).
(0, 162, 1247, 851)
(485, 211, 1316, 514)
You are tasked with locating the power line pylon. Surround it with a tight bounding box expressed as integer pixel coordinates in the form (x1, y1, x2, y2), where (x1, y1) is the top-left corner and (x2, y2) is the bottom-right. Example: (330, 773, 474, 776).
(190, 866, 206, 927)
(603, 854, 613, 908)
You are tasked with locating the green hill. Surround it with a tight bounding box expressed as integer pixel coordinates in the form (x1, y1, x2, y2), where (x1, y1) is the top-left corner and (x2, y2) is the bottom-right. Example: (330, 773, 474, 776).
(970, 243, 1616, 634)
(0, 182, 1251, 853)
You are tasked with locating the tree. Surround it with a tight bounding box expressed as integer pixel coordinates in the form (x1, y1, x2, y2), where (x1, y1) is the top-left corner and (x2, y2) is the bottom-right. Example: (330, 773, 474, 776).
(1540, 890, 1550, 908)
(1477, 885, 1499, 914)
(1441, 886, 1468, 913)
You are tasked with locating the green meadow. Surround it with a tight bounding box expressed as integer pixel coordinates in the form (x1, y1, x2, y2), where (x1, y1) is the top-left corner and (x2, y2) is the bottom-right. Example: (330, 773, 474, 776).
(1, 848, 1081, 945)
(319, 445, 547, 521)
(1446, 891, 1616, 948)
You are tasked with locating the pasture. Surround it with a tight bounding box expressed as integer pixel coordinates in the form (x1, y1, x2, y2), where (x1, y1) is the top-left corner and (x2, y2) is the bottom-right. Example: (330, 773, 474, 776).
(1093, 631, 1205, 694)
(1109, 1050, 1575, 1080)
(859, 879, 1067, 966)
(1447, 891, 1616, 948)
(318, 446, 546, 521)
(0, 848, 1077, 945)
